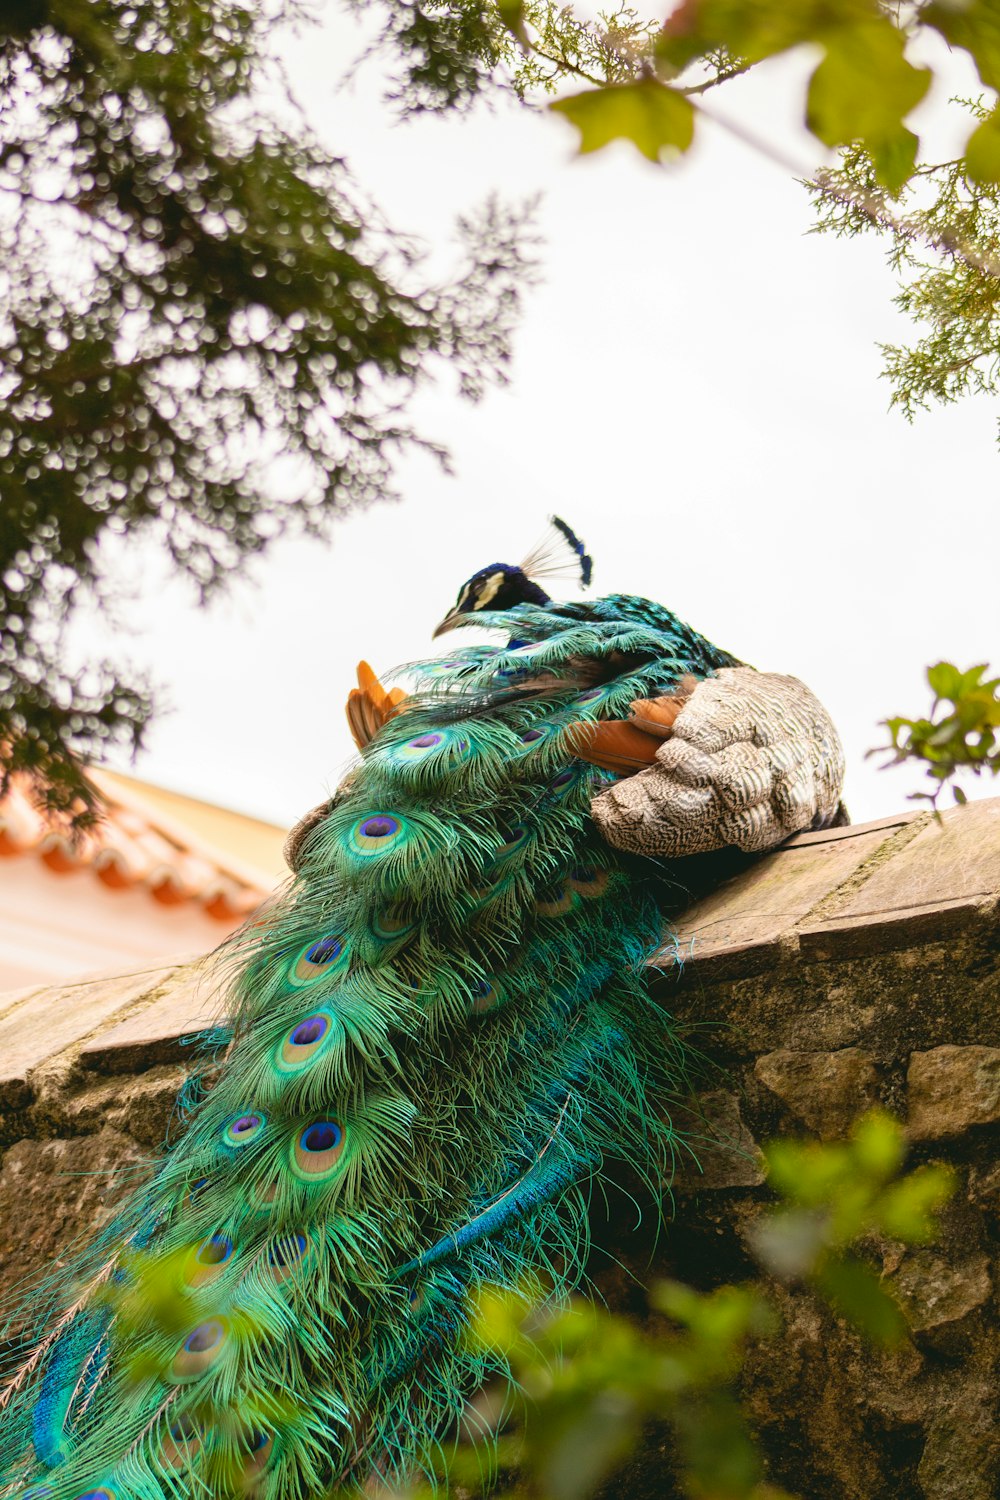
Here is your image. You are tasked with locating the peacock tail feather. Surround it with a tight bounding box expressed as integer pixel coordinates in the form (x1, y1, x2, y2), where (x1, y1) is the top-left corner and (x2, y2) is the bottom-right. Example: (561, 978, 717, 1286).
(0, 597, 736, 1499)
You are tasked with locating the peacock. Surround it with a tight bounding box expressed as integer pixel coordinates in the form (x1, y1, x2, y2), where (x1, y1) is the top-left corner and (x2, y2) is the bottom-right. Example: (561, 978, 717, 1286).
(0, 520, 845, 1498)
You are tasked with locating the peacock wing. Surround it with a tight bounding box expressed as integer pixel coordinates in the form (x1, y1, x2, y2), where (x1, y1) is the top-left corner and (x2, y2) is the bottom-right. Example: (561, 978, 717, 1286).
(590, 666, 847, 857)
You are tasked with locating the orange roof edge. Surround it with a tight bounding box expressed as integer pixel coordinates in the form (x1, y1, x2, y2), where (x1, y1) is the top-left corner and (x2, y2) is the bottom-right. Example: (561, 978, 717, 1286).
(88, 769, 284, 895)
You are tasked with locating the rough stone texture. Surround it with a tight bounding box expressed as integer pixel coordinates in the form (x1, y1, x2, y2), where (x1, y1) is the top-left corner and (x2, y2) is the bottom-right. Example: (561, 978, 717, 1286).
(0, 1128, 143, 1331)
(754, 1047, 880, 1139)
(907, 1046, 1000, 1140)
(0, 801, 998, 1499)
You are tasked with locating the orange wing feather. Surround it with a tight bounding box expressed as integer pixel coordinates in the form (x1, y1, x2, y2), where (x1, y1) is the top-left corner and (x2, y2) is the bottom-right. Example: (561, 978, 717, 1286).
(568, 682, 695, 776)
(346, 661, 408, 751)
(566, 719, 662, 777)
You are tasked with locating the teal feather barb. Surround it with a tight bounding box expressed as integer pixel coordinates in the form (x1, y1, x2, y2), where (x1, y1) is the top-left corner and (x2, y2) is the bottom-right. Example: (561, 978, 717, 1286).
(0, 594, 738, 1498)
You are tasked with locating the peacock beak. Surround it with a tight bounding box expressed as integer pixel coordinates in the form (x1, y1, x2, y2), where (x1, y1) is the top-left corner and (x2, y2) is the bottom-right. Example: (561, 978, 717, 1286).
(432, 609, 466, 639)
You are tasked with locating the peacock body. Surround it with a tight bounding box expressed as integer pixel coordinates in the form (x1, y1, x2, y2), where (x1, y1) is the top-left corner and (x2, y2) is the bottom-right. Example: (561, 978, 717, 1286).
(0, 560, 752, 1497)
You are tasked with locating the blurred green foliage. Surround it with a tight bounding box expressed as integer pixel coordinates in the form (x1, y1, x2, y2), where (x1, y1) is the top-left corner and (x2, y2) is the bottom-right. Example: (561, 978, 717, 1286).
(392, 1110, 953, 1500)
(0, 0, 533, 816)
(872, 661, 1000, 808)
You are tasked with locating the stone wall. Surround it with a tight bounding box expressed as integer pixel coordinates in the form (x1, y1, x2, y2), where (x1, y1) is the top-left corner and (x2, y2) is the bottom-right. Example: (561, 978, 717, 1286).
(0, 801, 997, 1498)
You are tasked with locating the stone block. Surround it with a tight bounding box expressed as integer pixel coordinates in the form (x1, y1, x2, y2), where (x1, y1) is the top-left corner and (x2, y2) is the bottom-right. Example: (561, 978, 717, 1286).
(0, 1128, 142, 1316)
(0, 982, 43, 1022)
(907, 1047, 1000, 1139)
(56, 1065, 190, 1149)
(673, 1092, 765, 1191)
(661, 824, 904, 973)
(0, 962, 179, 1108)
(80, 963, 224, 1073)
(754, 1047, 880, 1138)
(892, 1249, 992, 1332)
(918, 1394, 1000, 1500)
(800, 800, 1000, 958)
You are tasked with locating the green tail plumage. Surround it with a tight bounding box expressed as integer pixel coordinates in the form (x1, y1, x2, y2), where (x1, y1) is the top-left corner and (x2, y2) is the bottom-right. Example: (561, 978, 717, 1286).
(0, 596, 736, 1498)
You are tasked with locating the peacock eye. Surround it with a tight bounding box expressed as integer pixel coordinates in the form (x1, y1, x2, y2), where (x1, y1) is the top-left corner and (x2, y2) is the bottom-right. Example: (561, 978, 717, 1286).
(225, 1112, 264, 1146)
(290, 1016, 328, 1047)
(169, 1317, 230, 1383)
(195, 1234, 233, 1267)
(470, 977, 501, 1014)
(358, 815, 398, 839)
(306, 936, 342, 965)
(290, 933, 351, 987)
(268, 1232, 308, 1270)
(303, 1121, 340, 1153)
(291, 1118, 348, 1180)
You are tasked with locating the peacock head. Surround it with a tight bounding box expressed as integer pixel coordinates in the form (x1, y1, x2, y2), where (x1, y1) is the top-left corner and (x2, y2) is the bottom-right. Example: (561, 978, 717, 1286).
(433, 516, 593, 638)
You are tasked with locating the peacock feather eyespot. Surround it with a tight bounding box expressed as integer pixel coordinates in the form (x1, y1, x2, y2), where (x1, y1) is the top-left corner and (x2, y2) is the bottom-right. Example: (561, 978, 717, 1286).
(568, 866, 611, 899)
(518, 724, 549, 747)
(351, 813, 403, 852)
(267, 1231, 310, 1282)
(184, 1176, 211, 1212)
(276, 1010, 334, 1073)
(161, 1414, 204, 1467)
(291, 1119, 347, 1181)
(535, 880, 575, 917)
(575, 687, 606, 704)
(546, 766, 581, 799)
(289, 932, 350, 987)
(253, 1178, 280, 1212)
(71, 1492, 117, 1500)
(196, 1234, 233, 1265)
(291, 1015, 328, 1046)
(489, 823, 530, 868)
(224, 1112, 265, 1147)
(390, 727, 471, 768)
(242, 1428, 275, 1478)
(371, 906, 418, 942)
(186, 1233, 234, 1288)
(470, 978, 502, 1015)
(169, 1316, 230, 1383)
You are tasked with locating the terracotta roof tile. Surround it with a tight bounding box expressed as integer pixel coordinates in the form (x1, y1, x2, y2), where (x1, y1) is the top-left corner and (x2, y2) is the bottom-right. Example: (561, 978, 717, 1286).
(0, 771, 275, 923)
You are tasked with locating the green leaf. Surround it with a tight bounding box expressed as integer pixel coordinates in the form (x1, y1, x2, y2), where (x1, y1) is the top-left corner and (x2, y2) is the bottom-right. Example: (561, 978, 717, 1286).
(927, 660, 965, 701)
(814, 1255, 908, 1345)
(965, 106, 1000, 184)
(551, 79, 695, 163)
(876, 1165, 956, 1243)
(674, 1390, 764, 1497)
(749, 1207, 829, 1279)
(806, 20, 929, 188)
(927, 0, 1000, 92)
(535, 1391, 641, 1500)
(870, 126, 919, 196)
(850, 1109, 905, 1181)
(496, 0, 528, 47)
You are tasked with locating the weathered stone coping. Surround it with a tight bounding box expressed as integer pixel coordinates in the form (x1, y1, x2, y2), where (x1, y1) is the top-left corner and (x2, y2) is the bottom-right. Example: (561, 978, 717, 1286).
(0, 799, 996, 1111)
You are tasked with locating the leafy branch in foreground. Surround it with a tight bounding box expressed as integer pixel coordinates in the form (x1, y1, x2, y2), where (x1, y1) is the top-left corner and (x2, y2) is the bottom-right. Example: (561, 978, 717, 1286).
(0, 0, 534, 816)
(871, 661, 1000, 807)
(394, 1111, 953, 1500)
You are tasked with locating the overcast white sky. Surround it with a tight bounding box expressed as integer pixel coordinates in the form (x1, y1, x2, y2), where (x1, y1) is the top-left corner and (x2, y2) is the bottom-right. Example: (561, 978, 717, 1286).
(76, 4, 999, 831)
